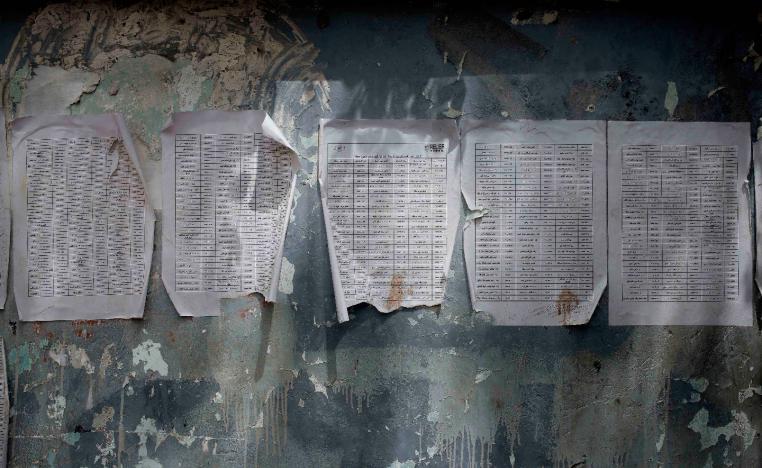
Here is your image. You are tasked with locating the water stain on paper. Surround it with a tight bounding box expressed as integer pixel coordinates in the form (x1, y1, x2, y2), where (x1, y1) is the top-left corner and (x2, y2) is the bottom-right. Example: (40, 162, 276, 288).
(555, 288, 580, 325)
(386, 273, 411, 310)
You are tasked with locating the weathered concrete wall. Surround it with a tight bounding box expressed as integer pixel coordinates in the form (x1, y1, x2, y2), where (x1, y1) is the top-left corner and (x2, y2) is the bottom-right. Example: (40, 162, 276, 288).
(0, 1, 760, 466)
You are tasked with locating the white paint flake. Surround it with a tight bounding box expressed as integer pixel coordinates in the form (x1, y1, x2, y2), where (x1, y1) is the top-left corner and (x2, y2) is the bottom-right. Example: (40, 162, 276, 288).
(132, 340, 169, 376)
(664, 81, 678, 118)
(279, 257, 295, 295)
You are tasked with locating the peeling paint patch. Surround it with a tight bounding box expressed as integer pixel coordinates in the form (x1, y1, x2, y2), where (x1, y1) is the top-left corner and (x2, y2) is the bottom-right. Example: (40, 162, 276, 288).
(66, 345, 95, 374)
(443, 105, 463, 119)
(135, 416, 162, 468)
(92, 406, 115, 431)
(62, 432, 80, 446)
(95, 433, 116, 467)
(47, 394, 66, 427)
(279, 257, 295, 295)
(98, 344, 114, 382)
(688, 407, 758, 451)
(171, 427, 197, 447)
(738, 384, 762, 403)
(18, 65, 100, 116)
(388, 460, 416, 468)
(656, 430, 665, 452)
(664, 81, 678, 118)
(689, 377, 709, 393)
(511, 10, 559, 25)
(474, 369, 492, 384)
(50, 343, 95, 374)
(132, 340, 169, 376)
(309, 374, 328, 398)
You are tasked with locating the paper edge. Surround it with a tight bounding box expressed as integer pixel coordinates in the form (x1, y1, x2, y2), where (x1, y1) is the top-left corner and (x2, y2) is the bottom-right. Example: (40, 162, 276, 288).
(319, 118, 460, 323)
(607, 120, 754, 327)
(459, 119, 608, 325)
(10, 112, 155, 321)
(160, 111, 298, 316)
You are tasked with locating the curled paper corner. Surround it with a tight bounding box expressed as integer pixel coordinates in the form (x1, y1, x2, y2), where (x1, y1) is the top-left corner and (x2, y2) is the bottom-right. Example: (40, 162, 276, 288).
(466, 208, 488, 221)
(106, 137, 122, 175)
(463, 208, 489, 231)
(743, 179, 754, 239)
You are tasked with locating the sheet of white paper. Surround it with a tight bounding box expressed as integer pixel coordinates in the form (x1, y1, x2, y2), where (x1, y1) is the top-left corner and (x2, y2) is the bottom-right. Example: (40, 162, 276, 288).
(319, 119, 461, 323)
(11, 113, 156, 321)
(0, 111, 8, 309)
(608, 121, 752, 326)
(461, 120, 607, 326)
(752, 140, 762, 292)
(161, 111, 299, 316)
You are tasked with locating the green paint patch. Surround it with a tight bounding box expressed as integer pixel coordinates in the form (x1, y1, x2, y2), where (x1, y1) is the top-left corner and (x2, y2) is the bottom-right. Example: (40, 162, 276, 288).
(9, 338, 49, 374)
(9, 63, 30, 105)
(69, 54, 183, 158)
(689, 407, 757, 451)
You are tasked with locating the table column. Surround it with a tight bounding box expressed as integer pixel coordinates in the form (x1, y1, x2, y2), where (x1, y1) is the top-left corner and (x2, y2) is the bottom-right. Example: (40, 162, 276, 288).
(254, 134, 276, 291)
(239, 133, 258, 290)
(92, 139, 111, 294)
(685, 146, 703, 301)
(108, 144, 133, 295)
(721, 146, 739, 300)
(199, 135, 217, 291)
(67, 137, 95, 296)
(175, 134, 203, 291)
(368, 155, 395, 299)
(660, 145, 688, 301)
(515, 145, 541, 301)
(127, 145, 146, 295)
(538, 144, 557, 301)
(51, 138, 69, 296)
(429, 146, 447, 299)
(474, 144, 501, 301)
(353, 155, 370, 299)
(326, 146, 354, 298)
(409, 153, 433, 300)
(393, 153, 410, 287)
(553, 144, 579, 296)
(271, 143, 293, 274)
(621, 145, 648, 301)
(576, 144, 593, 300)
(214, 135, 241, 292)
(26, 139, 54, 297)
(500, 145, 517, 301)
(699, 145, 724, 301)
(645, 146, 663, 301)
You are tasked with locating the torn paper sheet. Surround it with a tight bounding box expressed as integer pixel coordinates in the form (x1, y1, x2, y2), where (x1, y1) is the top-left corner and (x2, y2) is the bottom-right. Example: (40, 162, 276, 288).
(319, 119, 461, 323)
(461, 120, 607, 326)
(0, 110, 8, 309)
(608, 121, 752, 326)
(161, 111, 299, 316)
(756, 140, 762, 295)
(11, 113, 155, 321)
